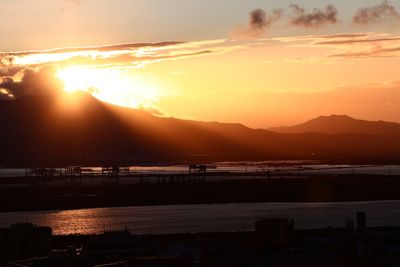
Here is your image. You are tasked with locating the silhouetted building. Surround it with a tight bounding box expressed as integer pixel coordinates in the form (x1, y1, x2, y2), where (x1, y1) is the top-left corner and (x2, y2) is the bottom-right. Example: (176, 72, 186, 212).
(357, 211, 366, 235)
(255, 218, 295, 249)
(0, 223, 52, 262)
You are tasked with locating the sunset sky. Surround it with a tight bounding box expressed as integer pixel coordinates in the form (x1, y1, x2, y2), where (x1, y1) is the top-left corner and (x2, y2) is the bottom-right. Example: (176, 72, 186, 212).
(1, 0, 400, 127)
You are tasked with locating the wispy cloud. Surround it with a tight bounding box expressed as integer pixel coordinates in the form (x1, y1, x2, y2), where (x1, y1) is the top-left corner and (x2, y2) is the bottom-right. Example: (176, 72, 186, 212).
(0, 38, 249, 115)
(273, 32, 400, 59)
(0, 42, 182, 67)
(274, 33, 373, 43)
(0, 40, 245, 78)
(314, 36, 400, 45)
(329, 46, 400, 58)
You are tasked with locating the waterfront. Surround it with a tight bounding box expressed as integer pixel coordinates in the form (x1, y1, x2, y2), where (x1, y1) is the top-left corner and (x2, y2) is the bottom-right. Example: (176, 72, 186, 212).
(1, 200, 400, 235)
(1, 162, 399, 180)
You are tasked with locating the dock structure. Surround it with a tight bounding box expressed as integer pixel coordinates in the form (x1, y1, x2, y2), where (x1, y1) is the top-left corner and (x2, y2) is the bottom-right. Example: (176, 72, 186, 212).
(13, 165, 211, 186)
(188, 164, 207, 183)
(25, 168, 57, 185)
(1, 162, 361, 186)
(64, 166, 82, 185)
(101, 167, 120, 185)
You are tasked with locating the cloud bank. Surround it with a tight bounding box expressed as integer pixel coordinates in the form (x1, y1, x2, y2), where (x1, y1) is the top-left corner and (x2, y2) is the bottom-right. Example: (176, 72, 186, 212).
(235, 1, 399, 38)
(0, 39, 246, 104)
(353, 0, 400, 25)
(0, 66, 64, 99)
(234, 4, 340, 38)
(0, 40, 242, 79)
(289, 4, 339, 28)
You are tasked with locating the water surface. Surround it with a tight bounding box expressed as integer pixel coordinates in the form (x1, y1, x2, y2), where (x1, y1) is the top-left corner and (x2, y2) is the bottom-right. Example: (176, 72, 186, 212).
(1, 201, 399, 235)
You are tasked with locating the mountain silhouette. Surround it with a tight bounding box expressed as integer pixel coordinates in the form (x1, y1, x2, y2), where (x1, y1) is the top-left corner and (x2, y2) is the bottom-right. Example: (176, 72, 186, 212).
(269, 115, 400, 136)
(1, 94, 400, 166)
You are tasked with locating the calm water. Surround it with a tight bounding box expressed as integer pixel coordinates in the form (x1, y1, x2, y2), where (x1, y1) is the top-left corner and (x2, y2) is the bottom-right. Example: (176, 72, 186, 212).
(1, 201, 400, 235)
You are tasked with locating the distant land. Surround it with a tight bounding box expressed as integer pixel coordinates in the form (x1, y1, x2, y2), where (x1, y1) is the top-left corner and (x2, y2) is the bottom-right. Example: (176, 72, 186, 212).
(1, 92, 400, 166)
(269, 115, 400, 136)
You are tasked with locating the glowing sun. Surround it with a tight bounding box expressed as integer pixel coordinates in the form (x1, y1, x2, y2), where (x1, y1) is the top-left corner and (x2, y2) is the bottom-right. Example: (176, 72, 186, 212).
(57, 66, 160, 110)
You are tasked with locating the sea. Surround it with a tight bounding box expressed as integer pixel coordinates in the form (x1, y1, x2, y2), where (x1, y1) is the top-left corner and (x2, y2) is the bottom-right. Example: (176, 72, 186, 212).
(1, 201, 400, 235)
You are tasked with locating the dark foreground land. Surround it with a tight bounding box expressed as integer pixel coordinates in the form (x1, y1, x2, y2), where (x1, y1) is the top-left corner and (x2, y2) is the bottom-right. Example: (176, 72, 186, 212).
(1, 174, 400, 212)
(2, 215, 400, 267)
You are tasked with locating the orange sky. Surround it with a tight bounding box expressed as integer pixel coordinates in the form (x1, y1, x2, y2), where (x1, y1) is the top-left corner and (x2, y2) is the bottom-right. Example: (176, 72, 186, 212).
(0, 1, 400, 128)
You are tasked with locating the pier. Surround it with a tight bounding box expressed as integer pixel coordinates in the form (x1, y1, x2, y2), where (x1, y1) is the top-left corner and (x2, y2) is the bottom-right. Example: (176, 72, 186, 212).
(0, 163, 396, 187)
(0, 164, 214, 186)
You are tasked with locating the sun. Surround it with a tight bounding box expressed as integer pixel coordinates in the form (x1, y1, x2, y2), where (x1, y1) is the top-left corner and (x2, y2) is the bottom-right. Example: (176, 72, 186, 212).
(57, 66, 160, 110)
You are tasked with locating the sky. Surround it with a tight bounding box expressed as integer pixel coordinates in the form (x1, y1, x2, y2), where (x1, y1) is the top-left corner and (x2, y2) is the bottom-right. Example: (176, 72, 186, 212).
(1, 0, 400, 127)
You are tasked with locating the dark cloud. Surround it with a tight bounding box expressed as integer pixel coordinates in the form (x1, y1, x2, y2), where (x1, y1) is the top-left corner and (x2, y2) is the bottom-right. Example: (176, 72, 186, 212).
(289, 4, 339, 28)
(0, 66, 24, 77)
(250, 8, 268, 32)
(353, 0, 400, 25)
(250, 8, 283, 31)
(0, 66, 64, 99)
(234, 8, 284, 38)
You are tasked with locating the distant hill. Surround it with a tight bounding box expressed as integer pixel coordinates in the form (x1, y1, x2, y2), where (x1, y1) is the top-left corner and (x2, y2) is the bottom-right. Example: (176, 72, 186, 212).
(269, 115, 400, 136)
(1, 94, 400, 166)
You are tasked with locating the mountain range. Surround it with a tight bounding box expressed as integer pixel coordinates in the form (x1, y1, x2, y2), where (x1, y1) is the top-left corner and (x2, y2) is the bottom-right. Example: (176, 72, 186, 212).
(268, 115, 400, 136)
(1, 92, 399, 166)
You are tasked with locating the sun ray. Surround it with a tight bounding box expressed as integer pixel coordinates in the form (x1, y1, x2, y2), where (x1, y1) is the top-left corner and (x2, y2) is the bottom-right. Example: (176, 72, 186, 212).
(57, 66, 160, 110)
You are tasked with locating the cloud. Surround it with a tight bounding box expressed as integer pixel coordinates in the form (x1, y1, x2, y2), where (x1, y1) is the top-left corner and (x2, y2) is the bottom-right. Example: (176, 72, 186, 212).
(315, 36, 400, 45)
(0, 66, 24, 77)
(234, 4, 342, 38)
(289, 4, 339, 28)
(0, 42, 184, 69)
(0, 39, 247, 116)
(232, 2, 398, 38)
(329, 46, 400, 58)
(250, 8, 284, 34)
(313, 33, 400, 58)
(353, 0, 400, 25)
(233, 8, 284, 38)
(1, 42, 182, 57)
(0, 66, 64, 99)
(0, 40, 244, 78)
(273, 32, 400, 59)
(273, 32, 373, 43)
